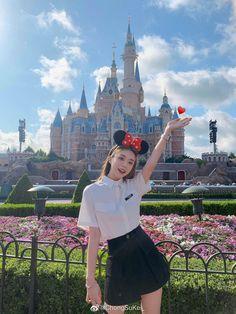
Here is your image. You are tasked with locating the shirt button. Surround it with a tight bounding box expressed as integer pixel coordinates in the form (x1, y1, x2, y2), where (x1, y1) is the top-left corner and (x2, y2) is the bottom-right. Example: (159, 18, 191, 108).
(126, 234, 130, 239)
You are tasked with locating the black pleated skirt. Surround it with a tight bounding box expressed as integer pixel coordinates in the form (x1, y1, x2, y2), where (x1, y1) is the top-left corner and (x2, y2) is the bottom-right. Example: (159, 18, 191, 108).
(104, 224, 170, 306)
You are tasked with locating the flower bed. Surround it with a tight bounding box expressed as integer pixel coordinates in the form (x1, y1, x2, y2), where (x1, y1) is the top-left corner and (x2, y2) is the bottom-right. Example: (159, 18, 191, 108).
(0, 214, 235, 260)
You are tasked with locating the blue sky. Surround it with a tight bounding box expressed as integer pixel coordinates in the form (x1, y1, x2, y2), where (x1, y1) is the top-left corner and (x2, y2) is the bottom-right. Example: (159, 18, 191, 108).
(0, 0, 236, 157)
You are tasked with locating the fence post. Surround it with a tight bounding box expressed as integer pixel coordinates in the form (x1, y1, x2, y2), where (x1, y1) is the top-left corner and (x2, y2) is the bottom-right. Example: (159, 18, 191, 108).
(28, 235, 38, 314)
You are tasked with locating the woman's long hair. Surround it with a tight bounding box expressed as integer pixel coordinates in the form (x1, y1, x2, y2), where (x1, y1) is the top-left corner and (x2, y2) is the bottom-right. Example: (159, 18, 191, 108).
(97, 145, 138, 182)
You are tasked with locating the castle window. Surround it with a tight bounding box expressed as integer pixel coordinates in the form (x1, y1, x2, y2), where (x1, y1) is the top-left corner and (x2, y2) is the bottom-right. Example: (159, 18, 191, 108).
(114, 122, 121, 129)
(149, 126, 153, 133)
(82, 126, 85, 133)
(116, 111, 119, 117)
(139, 128, 142, 133)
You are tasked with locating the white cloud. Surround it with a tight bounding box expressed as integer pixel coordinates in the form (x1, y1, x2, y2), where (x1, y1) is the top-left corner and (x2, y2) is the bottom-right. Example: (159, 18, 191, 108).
(54, 36, 87, 61)
(62, 99, 80, 112)
(149, 0, 228, 13)
(137, 35, 209, 77)
(185, 110, 236, 157)
(137, 36, 172, 75)
(0, 130, 19, 152)
(174, 38, 209, 62)
(149, 0, 192, 10)
(142, 67, 236, 110)
(215, 0, 236, 56)
(91, 66, 123, 99)
(0, 109, 56, 153)
(33, 56, 79, 92)
(36, 9, 79, 34)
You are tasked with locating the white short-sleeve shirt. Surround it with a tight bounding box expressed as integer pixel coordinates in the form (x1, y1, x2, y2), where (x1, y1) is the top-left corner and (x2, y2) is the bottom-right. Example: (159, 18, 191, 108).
(77, 171, 151, 242)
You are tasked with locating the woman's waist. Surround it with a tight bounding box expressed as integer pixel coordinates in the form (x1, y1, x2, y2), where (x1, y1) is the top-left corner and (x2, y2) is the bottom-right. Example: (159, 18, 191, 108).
(107, 224, 143, 254)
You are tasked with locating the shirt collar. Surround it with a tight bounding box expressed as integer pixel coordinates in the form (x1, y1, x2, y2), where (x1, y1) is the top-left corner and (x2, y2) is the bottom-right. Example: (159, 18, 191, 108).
(102, 176, 123, 189)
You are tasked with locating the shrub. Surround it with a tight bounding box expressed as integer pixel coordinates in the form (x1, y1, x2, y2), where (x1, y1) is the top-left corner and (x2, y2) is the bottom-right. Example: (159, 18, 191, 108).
(0, 200, 236, 217)
(72, 170, 91, 203)
(1, 256, 235, 313)
(5, 174, 33, 204)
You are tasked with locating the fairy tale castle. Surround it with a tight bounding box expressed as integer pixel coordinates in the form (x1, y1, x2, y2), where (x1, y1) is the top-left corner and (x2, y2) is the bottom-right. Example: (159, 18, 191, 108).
(50, 23, 184, 165)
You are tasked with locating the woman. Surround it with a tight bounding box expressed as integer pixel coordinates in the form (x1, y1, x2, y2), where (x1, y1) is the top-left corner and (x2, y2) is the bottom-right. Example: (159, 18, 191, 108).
(77, 117, 192, 314)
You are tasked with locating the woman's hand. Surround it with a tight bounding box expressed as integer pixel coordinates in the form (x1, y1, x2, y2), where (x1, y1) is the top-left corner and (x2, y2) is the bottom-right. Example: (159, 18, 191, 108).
(85, 281, 102, 307)
(165, 117, 192, 133)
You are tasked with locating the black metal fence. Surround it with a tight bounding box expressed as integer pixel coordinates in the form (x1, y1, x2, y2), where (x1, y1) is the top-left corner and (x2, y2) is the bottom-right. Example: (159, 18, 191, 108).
(0, 232, 235, 314)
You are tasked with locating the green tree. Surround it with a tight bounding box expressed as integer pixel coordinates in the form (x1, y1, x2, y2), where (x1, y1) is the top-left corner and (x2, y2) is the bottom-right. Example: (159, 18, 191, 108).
(5, 174, 33, 204)
(229, 152, 236, 159)
(165, 154, 192, 163)
(23, 146, 35, 153)
(72, 170, 91, 203)
(35, 149, 47, 158)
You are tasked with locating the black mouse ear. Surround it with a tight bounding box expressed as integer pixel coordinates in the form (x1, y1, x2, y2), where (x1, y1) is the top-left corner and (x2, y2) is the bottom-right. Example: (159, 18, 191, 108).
(113, 130, 126, 145)
(139, 140, 149, 154)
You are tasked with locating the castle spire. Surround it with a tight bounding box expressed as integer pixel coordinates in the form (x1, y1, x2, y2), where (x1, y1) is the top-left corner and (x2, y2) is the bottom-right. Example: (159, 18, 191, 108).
(126, 17, 133, 46)
(111, 43, 117, 78)
(96, 82, 102, 99)
(52, 109, 62, 127)
(148, 106, 151, 117)
(172, 107, 179, 119)
(135, 61, 140, 82)
(79, 86, 88, 110)
(67, 100, 73, 115)
(163, 89, 168, 104)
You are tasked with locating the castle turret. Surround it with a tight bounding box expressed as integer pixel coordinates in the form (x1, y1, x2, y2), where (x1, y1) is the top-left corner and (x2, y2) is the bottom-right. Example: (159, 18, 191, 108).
(135, 60, 140, 82)
(67, 101, 73, 116)
(50, 109, 62, 155)
(77, 87, 89, 118)
(159, 91, 172, 129)
(122, 21, 136, 83)
(111, 44, 117, 79)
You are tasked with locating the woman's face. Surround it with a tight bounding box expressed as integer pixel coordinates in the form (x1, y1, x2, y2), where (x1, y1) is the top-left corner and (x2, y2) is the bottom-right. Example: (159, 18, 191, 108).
(108, 149, 136, 180)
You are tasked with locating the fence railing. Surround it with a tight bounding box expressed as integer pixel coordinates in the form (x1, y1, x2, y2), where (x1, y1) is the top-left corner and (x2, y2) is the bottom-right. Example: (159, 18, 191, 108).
(0, 232, 235, 314)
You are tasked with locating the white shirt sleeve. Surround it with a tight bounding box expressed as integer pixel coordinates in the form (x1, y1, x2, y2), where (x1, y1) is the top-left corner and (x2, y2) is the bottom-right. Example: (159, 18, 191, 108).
(131, 171, 151, 196)
(77, 186, 99, 228)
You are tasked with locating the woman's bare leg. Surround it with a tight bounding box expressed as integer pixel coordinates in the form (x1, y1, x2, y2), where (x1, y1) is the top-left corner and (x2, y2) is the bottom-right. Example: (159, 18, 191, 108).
(140, 288, 162, 314)
(103, 302, 126, 314)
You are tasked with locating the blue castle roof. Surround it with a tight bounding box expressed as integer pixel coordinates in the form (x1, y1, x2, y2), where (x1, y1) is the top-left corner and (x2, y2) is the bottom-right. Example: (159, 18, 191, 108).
(52, 109, 62, 128)
(79, 88, 88, 110)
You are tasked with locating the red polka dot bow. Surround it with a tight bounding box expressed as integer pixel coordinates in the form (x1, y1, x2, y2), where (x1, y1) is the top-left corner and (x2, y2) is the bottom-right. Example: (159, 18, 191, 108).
(122, 133, 142, 152)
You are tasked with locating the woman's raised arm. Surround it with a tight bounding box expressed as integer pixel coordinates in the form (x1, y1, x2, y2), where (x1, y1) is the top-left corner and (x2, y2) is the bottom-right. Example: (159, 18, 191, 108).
(142, 117, 192, 183)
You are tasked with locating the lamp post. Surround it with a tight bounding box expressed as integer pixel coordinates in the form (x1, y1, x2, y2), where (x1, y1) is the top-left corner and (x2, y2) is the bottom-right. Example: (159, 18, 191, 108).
(182, 185, 209, 221)
(27, 186, 55, 220)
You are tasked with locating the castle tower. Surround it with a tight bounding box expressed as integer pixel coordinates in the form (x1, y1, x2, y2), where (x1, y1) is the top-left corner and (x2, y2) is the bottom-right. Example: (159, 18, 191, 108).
(172, 108, 184, 156)
(120, 22, 144, 120)
(159, 91, 172, 129)
(159, 92, 173, 159)
(61, 102, 74, 159)
(77, 87, 89, 118)
(50, 109, 62, 155)
(94, 47, 120, 125)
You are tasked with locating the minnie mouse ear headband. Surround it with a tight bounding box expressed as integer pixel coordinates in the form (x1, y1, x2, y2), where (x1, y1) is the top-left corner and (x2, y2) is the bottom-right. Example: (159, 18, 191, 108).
(113, 130, 149, 155)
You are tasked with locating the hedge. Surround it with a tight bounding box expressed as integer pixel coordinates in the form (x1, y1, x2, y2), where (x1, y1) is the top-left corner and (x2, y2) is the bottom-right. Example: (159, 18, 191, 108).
(143, 192, 236, 199)
(0, 200, 236, 217)
(1, 256, 235, 313)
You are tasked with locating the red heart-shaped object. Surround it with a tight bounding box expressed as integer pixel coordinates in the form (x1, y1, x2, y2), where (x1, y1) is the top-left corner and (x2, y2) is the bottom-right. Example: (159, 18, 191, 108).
(178, 106, 186, 114)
